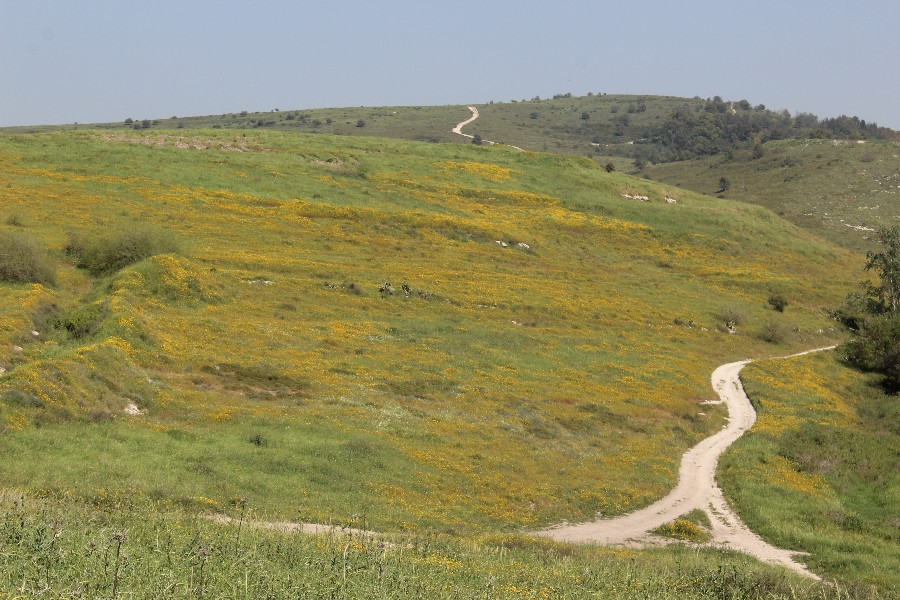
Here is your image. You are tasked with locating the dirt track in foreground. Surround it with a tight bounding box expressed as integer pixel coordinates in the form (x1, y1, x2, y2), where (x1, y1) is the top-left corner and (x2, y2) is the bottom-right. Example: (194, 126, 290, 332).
(536, 348, 836, 580)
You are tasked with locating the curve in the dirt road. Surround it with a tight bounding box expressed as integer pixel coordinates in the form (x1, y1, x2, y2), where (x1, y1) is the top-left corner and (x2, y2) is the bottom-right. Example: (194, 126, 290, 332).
(451, 106, 524, 151)
(537, 347, 837, 580)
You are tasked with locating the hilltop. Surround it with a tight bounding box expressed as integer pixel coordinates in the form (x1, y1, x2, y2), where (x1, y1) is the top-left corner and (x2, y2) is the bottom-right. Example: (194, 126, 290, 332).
(6, 92, 894, 251)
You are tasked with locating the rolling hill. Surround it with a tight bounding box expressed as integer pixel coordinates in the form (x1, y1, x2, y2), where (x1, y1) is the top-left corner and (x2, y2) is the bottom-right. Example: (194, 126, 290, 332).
(0, 123, 890, 595)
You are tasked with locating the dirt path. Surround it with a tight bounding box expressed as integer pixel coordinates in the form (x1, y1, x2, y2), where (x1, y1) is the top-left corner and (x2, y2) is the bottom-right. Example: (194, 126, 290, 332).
(206, 513, 385, 541)
(537, 347, 836, 580)
(451, 106, 524, 151)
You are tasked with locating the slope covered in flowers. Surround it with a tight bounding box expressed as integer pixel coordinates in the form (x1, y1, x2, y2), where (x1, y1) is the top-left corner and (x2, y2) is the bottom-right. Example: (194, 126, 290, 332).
(0, 130, 859, 531)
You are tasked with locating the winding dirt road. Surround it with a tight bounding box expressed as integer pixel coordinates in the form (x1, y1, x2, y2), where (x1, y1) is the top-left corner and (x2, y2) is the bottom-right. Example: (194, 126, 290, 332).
(537, 347, 836, 580)
(451, 106, 524, 150)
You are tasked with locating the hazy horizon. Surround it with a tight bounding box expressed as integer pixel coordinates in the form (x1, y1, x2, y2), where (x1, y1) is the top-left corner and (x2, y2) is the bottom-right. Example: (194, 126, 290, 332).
(2, 0, 899, 130)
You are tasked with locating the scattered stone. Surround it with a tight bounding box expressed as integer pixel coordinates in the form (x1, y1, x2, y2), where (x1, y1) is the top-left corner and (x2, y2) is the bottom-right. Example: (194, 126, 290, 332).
(30, 330, 40, 337)
(0, 366, 5, 376)
(246, 279, 274, 285)
(517, 242, 530, 250)
(12, 345, 23, 353)
(123, 402, 144, 416)
(495, 240, 509, 247)
(665, 196, 677, 204)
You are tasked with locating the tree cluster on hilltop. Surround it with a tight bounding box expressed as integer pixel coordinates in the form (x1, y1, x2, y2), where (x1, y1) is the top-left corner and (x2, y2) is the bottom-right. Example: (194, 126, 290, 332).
(632, 97, 896, 164)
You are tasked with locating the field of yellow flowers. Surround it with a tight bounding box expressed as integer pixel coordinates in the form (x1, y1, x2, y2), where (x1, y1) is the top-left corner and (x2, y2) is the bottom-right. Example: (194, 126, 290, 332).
(0, 129, 861, 534)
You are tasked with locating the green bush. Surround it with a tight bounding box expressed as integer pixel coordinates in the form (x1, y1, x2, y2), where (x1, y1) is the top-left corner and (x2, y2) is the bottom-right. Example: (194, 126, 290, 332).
(758, 321, 787, 344)
(842, 313, 900, 392)
(767, 294, 788, 312)
(717, 305, 747, 326)
(68, 227, 179, 276)
(0, 231, 56, 285)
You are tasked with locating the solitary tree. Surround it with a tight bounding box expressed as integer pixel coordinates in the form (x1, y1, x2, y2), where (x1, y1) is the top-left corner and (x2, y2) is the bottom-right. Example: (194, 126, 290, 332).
(865, 226, 900, 313)
(718, 176, 731, 192)
(841, 226, 900, 391)
(472, 133, 483, 145)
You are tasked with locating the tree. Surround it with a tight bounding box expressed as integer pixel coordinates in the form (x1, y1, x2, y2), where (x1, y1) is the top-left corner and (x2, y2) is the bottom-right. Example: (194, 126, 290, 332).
(472, 133, 483, 145)
(356, 119, 366, 128)
(718, 176, 731, 192)
(581, 111, 590, 120)
(865, 226, 900, 313)
(840, 226, 900, 392)
(605, 162, 615, 173)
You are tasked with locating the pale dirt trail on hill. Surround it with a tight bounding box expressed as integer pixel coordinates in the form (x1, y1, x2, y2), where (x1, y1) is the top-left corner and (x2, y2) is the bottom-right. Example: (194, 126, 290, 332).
(537, 347, 835, 580)
(451, 106, 524, 150)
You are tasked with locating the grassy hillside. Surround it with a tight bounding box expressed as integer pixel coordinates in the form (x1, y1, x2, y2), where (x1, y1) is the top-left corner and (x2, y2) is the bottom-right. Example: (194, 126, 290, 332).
(721, 351, 899, 592)
(0, 128, 882, 593)
(0, 94, 713, 159)
(6, 93, 894, 253)
(644, 139, 900, 252)
(0, 494, 857, 599)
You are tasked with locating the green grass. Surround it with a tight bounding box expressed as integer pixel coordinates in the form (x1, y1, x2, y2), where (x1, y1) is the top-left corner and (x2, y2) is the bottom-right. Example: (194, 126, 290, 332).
(0, 493, 876, 599)
(720, 351, 900, 592)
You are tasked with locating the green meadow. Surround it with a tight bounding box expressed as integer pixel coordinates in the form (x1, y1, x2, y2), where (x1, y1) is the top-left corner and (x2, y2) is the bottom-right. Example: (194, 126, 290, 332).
(0, 126, 891, 595)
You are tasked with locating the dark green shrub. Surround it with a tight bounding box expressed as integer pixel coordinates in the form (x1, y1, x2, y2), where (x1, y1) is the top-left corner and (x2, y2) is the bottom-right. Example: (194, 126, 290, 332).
(1, 389, 44, 408)
(767, 294, 788, 312)
(842, 313, 900, 392)
(0, 231, 56, 285)
(69, 227, 179, 276)
(53, 302, 108, 339)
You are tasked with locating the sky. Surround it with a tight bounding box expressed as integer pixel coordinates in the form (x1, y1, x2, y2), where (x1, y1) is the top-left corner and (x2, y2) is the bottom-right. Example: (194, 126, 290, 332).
(2, 0, 899, 129)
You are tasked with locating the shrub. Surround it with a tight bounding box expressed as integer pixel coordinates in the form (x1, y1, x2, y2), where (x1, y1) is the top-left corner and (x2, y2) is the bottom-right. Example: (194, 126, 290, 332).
(605, 162, 615, 173)
(356, 119, 366, 128)
(0, 231, 56, 285)
(758, 321, 787, 344)
(5, 214, 23, 227)
(54, 301, 108, 339)
(767, 294, 788, 312)
(69, 227, 179, 276)
(717, 306, 747, 326)
(842, 313, 900, 392)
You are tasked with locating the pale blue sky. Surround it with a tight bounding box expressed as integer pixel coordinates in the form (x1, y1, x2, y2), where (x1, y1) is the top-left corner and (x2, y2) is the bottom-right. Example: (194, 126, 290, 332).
(2, 0, 899, 128)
